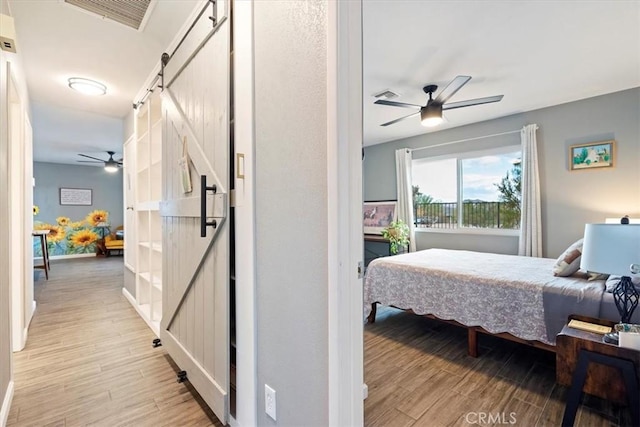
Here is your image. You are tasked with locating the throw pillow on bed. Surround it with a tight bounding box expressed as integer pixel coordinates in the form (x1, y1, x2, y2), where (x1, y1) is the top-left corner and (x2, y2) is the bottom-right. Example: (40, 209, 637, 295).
(605, 275, 640, 292)
(553, 238, 583, 277)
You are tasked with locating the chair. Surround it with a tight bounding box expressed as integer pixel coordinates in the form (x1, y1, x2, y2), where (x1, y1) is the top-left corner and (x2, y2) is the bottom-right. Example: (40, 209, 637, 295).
(104, 225, 124, 256)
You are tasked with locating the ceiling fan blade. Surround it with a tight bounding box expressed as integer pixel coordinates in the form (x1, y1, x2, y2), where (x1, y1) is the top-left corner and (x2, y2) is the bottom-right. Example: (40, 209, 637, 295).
(374, 99, 423, 109)
(77, 160, 104, 163)
(78, 153, 106, 162)
(380, 111, 420, 127)
(442, 95, 504, 111)
(434, 75, 471, 104)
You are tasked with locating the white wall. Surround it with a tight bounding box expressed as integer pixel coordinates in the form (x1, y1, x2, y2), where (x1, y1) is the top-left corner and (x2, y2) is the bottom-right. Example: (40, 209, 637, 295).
(254, 1, 330, 425)
(1, 0, 32, 421)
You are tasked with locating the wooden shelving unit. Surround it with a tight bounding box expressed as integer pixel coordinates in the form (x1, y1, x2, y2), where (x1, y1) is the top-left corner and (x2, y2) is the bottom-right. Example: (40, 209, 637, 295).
(125, 92, 163, 336)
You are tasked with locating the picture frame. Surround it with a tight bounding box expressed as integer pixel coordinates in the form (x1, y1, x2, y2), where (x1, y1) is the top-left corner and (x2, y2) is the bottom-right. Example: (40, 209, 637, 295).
(363, 200, 397, 235)
(569, 140, 615, 171)
(60, 187, 92, 206)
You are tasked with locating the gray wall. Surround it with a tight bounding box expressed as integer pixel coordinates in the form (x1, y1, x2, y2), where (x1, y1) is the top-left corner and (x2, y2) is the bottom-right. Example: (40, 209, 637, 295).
(33, 162, 124, 228)
(254, 1, 328, 425)
(364, 88, 640, 258)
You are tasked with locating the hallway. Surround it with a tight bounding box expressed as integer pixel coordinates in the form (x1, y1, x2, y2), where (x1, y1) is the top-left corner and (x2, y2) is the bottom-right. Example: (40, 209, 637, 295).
(7, 257, 222, 426)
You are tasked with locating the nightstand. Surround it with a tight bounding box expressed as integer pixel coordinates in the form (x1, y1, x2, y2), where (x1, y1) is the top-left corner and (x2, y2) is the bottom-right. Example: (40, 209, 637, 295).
(556, 314, 640, 426)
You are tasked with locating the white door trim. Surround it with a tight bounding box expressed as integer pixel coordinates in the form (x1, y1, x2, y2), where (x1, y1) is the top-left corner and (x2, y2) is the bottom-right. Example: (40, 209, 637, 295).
(327, 1, 364, 425)
(232, 0, 258, 425)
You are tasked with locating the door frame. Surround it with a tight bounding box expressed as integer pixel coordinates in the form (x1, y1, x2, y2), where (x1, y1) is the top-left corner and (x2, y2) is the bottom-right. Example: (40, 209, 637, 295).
(326, 1, 364, 425)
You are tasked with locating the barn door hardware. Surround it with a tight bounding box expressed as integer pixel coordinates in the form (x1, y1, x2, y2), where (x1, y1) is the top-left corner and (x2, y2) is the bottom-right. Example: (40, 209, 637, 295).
(208, 0, 217, 26)
(177, 370, 188, 383)
(200, 175, 218, 237)
(152, 338, 162, 348)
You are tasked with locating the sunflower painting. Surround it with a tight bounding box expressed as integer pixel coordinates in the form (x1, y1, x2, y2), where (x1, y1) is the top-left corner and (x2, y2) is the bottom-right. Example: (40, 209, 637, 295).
(33, 209, 111, 256)
(86, 210, 109, 226)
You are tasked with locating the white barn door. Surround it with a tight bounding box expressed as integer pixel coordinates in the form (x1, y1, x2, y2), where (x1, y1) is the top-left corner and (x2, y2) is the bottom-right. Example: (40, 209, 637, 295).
(159, 1, 230, 423)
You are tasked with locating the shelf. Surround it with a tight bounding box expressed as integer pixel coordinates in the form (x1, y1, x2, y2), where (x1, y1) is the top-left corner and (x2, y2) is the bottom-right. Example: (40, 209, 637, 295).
(125, 90, 163, 338)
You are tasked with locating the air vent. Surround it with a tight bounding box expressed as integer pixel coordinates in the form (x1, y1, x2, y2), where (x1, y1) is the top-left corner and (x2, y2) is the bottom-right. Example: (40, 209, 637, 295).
(64, 0, 153, 30)
(373, 89, 399, 100)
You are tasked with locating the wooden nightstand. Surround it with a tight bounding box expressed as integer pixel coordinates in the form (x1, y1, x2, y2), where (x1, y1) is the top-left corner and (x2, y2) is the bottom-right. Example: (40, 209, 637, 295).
(556, 314, 640, 426)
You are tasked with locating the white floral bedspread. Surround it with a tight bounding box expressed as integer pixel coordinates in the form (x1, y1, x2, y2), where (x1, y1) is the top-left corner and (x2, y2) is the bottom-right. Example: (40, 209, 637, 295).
(364, 249, 602, 345)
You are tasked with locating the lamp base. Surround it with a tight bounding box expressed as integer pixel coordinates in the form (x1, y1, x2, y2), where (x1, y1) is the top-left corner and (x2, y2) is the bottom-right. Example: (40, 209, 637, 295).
(603, 331, 619, 345)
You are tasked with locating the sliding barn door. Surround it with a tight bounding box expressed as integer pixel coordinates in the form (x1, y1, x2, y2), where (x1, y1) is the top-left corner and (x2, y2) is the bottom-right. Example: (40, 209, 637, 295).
(159, 0, 230, 423)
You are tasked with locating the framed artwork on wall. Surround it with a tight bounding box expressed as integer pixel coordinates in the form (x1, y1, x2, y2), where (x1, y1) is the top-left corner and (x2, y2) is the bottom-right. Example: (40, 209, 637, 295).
(363, 200, 397, 235)
(569, 140, 615, 171)
(60, 187, 92, 205)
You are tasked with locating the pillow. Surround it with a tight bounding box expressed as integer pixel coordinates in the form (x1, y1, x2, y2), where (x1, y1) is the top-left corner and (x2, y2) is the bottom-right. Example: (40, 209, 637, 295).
(605, 275, 640, 292)
(553, 239, 583, 277)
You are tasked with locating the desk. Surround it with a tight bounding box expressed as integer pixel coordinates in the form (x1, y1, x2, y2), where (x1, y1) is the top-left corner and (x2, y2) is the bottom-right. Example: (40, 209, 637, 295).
(364, 234, 408, 266)
(95, 224, 111, 257)
(32, 230, 50, 280)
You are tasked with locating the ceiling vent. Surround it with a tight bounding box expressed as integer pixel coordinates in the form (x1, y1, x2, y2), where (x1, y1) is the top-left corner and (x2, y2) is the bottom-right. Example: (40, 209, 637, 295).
(373, 89, 399, 100)
(64, 0, 153, 31)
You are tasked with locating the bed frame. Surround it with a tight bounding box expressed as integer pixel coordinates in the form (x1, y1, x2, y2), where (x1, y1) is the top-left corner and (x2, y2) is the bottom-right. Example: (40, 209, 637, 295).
(367, 302, 556, 357)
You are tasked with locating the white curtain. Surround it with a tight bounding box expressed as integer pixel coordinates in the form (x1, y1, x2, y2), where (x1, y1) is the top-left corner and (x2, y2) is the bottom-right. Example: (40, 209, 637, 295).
(395, 148, 416, 252)
(519, 124, 542, 257)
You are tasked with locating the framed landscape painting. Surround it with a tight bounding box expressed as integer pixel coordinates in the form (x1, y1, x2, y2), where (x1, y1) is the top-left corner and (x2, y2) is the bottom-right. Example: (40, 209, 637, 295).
(570, 140, 614, 171)
(363, 201, 397, 235)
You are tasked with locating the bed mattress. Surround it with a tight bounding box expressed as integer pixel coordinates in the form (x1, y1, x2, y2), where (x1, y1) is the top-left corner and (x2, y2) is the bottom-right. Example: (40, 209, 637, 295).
(364, 249, 608, 345)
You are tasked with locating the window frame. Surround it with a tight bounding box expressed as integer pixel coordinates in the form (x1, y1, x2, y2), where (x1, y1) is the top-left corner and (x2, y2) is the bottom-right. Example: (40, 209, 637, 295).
(412, 144, 522, 236)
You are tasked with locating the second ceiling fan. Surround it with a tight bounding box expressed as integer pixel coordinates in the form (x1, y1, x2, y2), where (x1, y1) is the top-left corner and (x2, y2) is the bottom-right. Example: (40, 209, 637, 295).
(375, 75, 503, 127)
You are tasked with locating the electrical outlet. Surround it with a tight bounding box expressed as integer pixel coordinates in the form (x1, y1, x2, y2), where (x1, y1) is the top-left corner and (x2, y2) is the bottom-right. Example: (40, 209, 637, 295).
(265, 384, 276, 421)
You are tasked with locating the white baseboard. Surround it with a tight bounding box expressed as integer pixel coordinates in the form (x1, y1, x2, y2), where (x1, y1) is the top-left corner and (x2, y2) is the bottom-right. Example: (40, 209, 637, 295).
(21, 300, 36, 347)
(122, 287, 136, 307)
(363, 383, 368, 400)
(1, 381, 14, 427)
(34, 253, 95, 261)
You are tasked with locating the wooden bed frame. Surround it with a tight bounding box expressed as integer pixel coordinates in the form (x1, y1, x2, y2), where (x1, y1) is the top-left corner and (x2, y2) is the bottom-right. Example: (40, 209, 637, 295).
(367, 302, 556, 357)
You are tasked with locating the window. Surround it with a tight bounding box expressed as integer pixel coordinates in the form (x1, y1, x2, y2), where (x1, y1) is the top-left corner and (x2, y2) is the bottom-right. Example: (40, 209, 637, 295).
(412, 146, 522, 231)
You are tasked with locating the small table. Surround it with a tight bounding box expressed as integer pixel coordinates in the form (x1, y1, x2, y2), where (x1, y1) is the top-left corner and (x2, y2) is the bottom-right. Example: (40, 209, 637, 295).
(364, 234, 409, 266)
(95, 224, 111, 257)
(32, 230, 50, 280)
(556, 314, 640, 426)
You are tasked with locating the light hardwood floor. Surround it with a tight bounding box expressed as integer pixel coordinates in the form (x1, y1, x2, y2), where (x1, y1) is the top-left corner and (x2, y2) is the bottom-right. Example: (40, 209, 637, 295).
(364, 307, 633, 427)
(7, 257, 223, 427)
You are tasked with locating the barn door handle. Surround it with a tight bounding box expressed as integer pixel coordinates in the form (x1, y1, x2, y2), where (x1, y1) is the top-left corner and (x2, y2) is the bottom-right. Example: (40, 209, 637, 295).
(200, 175, 217, 237)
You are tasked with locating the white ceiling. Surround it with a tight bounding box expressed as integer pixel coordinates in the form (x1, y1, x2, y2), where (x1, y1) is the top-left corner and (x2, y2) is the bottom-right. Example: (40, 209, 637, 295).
(8, 0, 200, 164)
(364, 1, 640, 146)
(7, 1, 640, 162)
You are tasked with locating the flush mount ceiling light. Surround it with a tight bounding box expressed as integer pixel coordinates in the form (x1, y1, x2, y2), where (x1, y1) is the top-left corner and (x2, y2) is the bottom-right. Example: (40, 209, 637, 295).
(68, 77, 107, 96)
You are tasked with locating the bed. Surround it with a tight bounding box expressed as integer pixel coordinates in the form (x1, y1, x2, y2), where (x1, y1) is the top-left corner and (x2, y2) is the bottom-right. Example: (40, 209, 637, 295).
(364, 248, 625, 356)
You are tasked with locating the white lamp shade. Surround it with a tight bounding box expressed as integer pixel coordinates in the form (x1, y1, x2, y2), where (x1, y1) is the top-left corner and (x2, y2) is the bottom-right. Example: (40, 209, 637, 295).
(581, 224, 640, 276)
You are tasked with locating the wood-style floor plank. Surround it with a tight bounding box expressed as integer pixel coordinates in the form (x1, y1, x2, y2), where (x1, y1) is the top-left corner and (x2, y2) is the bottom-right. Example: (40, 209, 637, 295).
(365, 307, 632, 426)
(7, 257, 223, 427)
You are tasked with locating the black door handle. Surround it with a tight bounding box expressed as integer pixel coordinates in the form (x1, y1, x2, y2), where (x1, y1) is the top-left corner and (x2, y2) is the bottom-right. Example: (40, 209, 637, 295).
(200, 175, 217, 237)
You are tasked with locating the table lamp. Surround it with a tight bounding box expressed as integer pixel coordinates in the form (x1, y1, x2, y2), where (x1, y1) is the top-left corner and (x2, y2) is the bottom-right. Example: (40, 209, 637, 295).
(581, 223, 640, 344)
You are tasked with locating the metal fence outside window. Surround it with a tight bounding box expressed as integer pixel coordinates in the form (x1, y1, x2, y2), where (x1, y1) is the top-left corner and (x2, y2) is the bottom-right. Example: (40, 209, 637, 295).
(414, 202, 520, 230)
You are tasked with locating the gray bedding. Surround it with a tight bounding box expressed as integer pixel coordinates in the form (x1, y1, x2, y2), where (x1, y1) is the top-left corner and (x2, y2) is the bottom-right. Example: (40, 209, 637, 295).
(364, 248, 608, 345)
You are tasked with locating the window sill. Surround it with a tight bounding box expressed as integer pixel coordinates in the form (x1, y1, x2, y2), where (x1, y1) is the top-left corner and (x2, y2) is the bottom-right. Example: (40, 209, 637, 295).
(414, 227, 519, 237)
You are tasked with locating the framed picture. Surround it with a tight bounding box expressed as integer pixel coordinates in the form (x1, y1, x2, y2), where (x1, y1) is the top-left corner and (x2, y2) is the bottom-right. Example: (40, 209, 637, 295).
(60, 187, 92, 206)
(363, 200, 397, 235)
(569, 140, 615, 171)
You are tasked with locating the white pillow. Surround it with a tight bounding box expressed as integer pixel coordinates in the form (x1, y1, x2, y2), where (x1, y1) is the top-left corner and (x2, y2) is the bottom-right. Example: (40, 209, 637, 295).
(605, 275, 640, 293)
(553, 239, 583, 277)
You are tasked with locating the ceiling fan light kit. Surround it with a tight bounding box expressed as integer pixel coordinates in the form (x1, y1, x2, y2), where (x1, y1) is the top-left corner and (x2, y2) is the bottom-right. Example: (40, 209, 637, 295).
(77, 150, 122, 172)
(376, 75, 503, 127)
(68, 77, 107, 96)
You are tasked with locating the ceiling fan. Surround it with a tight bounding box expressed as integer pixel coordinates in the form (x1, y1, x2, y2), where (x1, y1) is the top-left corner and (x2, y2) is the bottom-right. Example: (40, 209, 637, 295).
(375, 75, 503, 127)
(78, 151, 122, 172)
